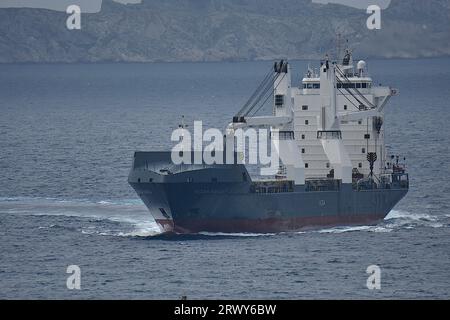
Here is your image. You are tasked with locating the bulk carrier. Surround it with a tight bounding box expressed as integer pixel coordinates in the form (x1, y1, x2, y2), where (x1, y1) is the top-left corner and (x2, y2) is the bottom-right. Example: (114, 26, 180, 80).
(128, 50, 409, 233)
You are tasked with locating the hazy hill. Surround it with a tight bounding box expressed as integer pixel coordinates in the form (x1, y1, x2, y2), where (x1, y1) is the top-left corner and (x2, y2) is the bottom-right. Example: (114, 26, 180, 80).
(0, 0, 449, 63)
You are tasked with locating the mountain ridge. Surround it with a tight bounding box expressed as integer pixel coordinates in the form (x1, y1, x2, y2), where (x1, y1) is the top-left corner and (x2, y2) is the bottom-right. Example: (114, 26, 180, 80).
(0, 0, 449, 63)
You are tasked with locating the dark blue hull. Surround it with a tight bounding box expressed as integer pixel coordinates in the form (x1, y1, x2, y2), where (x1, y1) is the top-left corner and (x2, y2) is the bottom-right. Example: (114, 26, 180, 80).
(128, 152, 408, 233)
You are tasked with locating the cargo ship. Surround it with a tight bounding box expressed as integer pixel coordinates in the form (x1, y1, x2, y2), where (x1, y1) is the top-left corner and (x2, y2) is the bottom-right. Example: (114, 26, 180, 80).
(128, 50, 409, 233)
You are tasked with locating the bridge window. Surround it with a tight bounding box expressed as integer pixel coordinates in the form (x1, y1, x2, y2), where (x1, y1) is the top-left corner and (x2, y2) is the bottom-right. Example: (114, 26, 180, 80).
(362, 83, 368, 89)
(279, 131, 294, 140)
(313, 83, 320, 89)
(356, 83, 362, 89)
(275, 94, 284, 107)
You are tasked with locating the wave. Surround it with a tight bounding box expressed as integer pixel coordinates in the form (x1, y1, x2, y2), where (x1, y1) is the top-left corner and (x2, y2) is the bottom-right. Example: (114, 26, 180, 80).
(1, 197, 447, 238)
(0, 196, 162, 237)
(384, 210, 444, 229)
(313, 210, 446, 234)
(316, 225, 388, 234)
(198, 231, 275, 237)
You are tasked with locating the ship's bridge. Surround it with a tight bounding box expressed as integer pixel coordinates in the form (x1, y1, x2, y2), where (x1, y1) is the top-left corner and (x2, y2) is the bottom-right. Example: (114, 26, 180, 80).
(292, 58, 394, 181)
(301, 77, 373, 91)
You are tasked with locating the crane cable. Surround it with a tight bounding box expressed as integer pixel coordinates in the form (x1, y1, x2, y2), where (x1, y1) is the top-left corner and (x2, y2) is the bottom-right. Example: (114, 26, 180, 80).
(335, 77, 369, 110)
(248, 72, 287, 118)
(336, 85, 362, 111)
(335, 65, 376, 109)
(235, 66, 278, 117)
(242, 71, 281, 118)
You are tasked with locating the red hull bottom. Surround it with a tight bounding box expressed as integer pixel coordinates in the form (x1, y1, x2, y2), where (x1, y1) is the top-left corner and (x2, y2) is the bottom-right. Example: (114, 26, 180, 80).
(155, 214, 386, 234)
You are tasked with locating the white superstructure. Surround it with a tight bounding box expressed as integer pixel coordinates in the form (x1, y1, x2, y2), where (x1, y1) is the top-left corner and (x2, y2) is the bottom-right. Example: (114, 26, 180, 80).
(288, 50, 397, 180)
(229, 50, 398, 185)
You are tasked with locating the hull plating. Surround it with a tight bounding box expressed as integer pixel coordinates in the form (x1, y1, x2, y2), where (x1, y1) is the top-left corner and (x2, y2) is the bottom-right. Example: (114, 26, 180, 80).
(128, 152, 408, 234)
(130, 181, 407, 234)
(156, 214, 386, 233)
